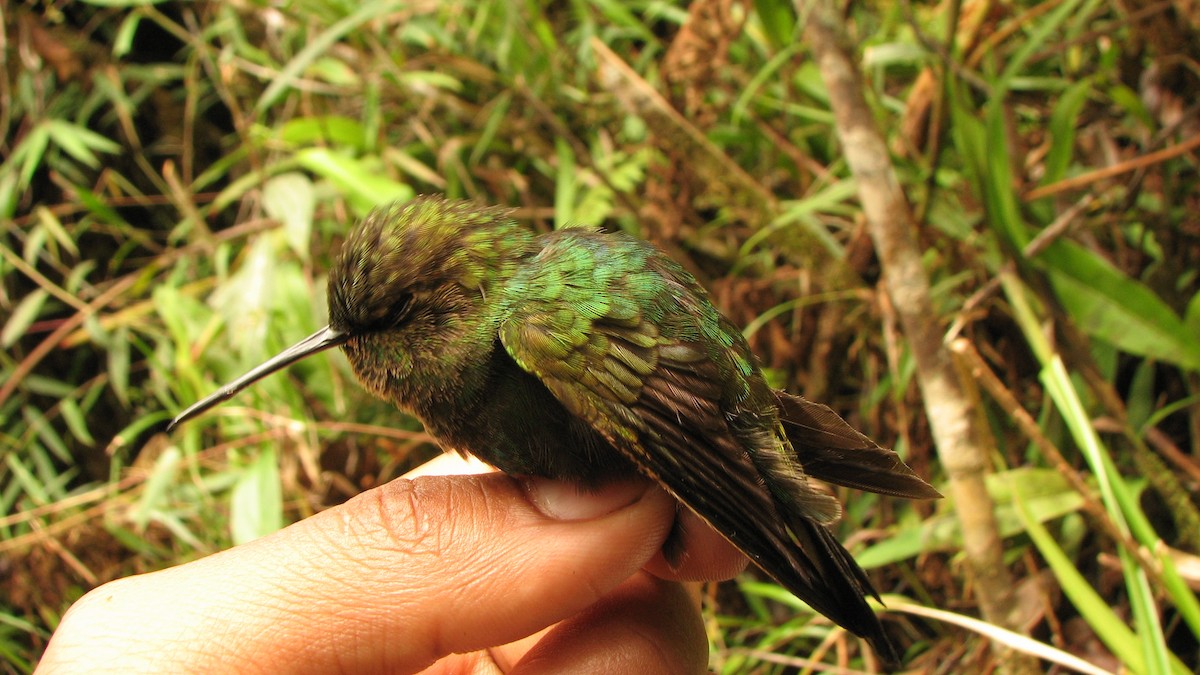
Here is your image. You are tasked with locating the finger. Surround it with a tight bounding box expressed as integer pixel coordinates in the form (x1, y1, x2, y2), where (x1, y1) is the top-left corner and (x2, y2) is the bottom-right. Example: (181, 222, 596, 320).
(39, 474, 676, 675)
(644, 508, 750, 582)
(507, 572, 708, 675)
(424, 574, 706, 675)
(408, 455, 746, 582)
(417, 629, 549, 674)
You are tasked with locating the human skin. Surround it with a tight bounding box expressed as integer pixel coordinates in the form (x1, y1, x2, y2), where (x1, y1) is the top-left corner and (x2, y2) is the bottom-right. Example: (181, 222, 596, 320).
(37, 454, 748, 674)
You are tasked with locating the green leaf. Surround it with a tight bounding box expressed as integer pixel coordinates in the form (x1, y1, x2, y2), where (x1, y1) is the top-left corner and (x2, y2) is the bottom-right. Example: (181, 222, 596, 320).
(262, 173, 315, 260)
(133, 446, 182, 530)
(20, 375, 75, 398)
(23, 220, 47, 264)
(45, 120, 122, 168)
(1127, 360, 1155, 431)
(2, 289, 49, 348)
(553, 137, 576, 229)
(309, 56, 360, 87)
(112, 12, 142, 57)
(983, 99, 1030, 249)
(106, 521, 172, 558)
(1042, 78, 1093, 186)
(470, 92, 513, 166)
(108, 412, 173, 459)
(109, 325, 132, 406)
(855, 519, 928, 569)
(753, 0, 797, 49)
(36, 206, 80, 258)
(60, 399, 97, 446)
(587, 0, 655, 41)
(230, 447, 283, 544)
(24, 406, 71, 463)
(741, 179, 859, 259)
(1109, 83, 1154, 128)
(278, 116, 367, 150)
(395, 70, 463, 92)
(1185, 287, 1200, 335)
(66, 260, 96, 295)
(0, 169, 19, 219)
(12, 124, 50, 189)
(1037, 241, 1200, 371)
(75, 185, 133, 229)
(295, 148, 413, 216)
(211, 236, 276, 360)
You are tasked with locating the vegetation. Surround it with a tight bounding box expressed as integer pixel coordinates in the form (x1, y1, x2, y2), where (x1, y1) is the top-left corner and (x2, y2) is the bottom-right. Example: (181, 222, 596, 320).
(3, 0, 1199, 672)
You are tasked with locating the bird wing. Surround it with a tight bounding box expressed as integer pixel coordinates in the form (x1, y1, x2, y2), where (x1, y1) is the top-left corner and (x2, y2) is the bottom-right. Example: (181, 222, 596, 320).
(774, 391, 942, 499)
(498, 230, 897, 660)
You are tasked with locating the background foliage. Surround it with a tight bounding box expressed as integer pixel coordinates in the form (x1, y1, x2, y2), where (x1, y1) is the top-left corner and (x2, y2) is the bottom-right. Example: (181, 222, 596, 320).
(3, 0, 1200, 672)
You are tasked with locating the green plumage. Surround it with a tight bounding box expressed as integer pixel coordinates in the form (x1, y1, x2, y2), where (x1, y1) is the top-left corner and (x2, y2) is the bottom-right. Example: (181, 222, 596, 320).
(171, 196, 940, 666)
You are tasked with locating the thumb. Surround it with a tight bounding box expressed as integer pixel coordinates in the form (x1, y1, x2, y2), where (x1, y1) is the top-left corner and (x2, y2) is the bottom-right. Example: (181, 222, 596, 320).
(39, 473, 677, 675)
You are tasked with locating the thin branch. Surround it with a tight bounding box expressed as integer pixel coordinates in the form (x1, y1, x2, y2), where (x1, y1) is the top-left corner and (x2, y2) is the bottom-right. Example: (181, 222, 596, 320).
(799, 1, 1038, 669)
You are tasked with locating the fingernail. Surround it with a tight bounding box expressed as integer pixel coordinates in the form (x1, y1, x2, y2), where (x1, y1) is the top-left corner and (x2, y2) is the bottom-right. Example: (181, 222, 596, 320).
(524, 478, 652, 520)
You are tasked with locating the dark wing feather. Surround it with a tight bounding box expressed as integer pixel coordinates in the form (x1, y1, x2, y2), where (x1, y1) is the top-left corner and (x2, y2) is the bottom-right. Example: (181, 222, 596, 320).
(636, 355, 900, 665)
(499, 230, 901, 664)
(774, 391, 942, 499)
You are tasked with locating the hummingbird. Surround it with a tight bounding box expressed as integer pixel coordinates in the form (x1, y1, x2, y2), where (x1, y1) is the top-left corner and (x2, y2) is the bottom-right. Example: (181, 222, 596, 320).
(169, 196, 940, 664)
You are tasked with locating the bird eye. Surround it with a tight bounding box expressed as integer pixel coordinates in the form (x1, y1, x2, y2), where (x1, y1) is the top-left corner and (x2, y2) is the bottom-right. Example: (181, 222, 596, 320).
(386, 293, 413, 325)
(364, 293, 413, 332)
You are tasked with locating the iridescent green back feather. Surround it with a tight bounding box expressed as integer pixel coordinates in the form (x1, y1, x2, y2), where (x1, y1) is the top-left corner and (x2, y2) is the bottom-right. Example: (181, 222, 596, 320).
(496, 228, 904, 658)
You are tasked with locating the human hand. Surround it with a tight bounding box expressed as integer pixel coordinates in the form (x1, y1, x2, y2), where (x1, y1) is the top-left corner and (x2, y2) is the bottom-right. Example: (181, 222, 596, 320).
(38, 454, 748, 674)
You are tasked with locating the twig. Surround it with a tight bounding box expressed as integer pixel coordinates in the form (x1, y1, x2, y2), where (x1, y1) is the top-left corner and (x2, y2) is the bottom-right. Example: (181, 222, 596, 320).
(1025, 132, 1200, 201)
(798, 1, 1038, 670)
